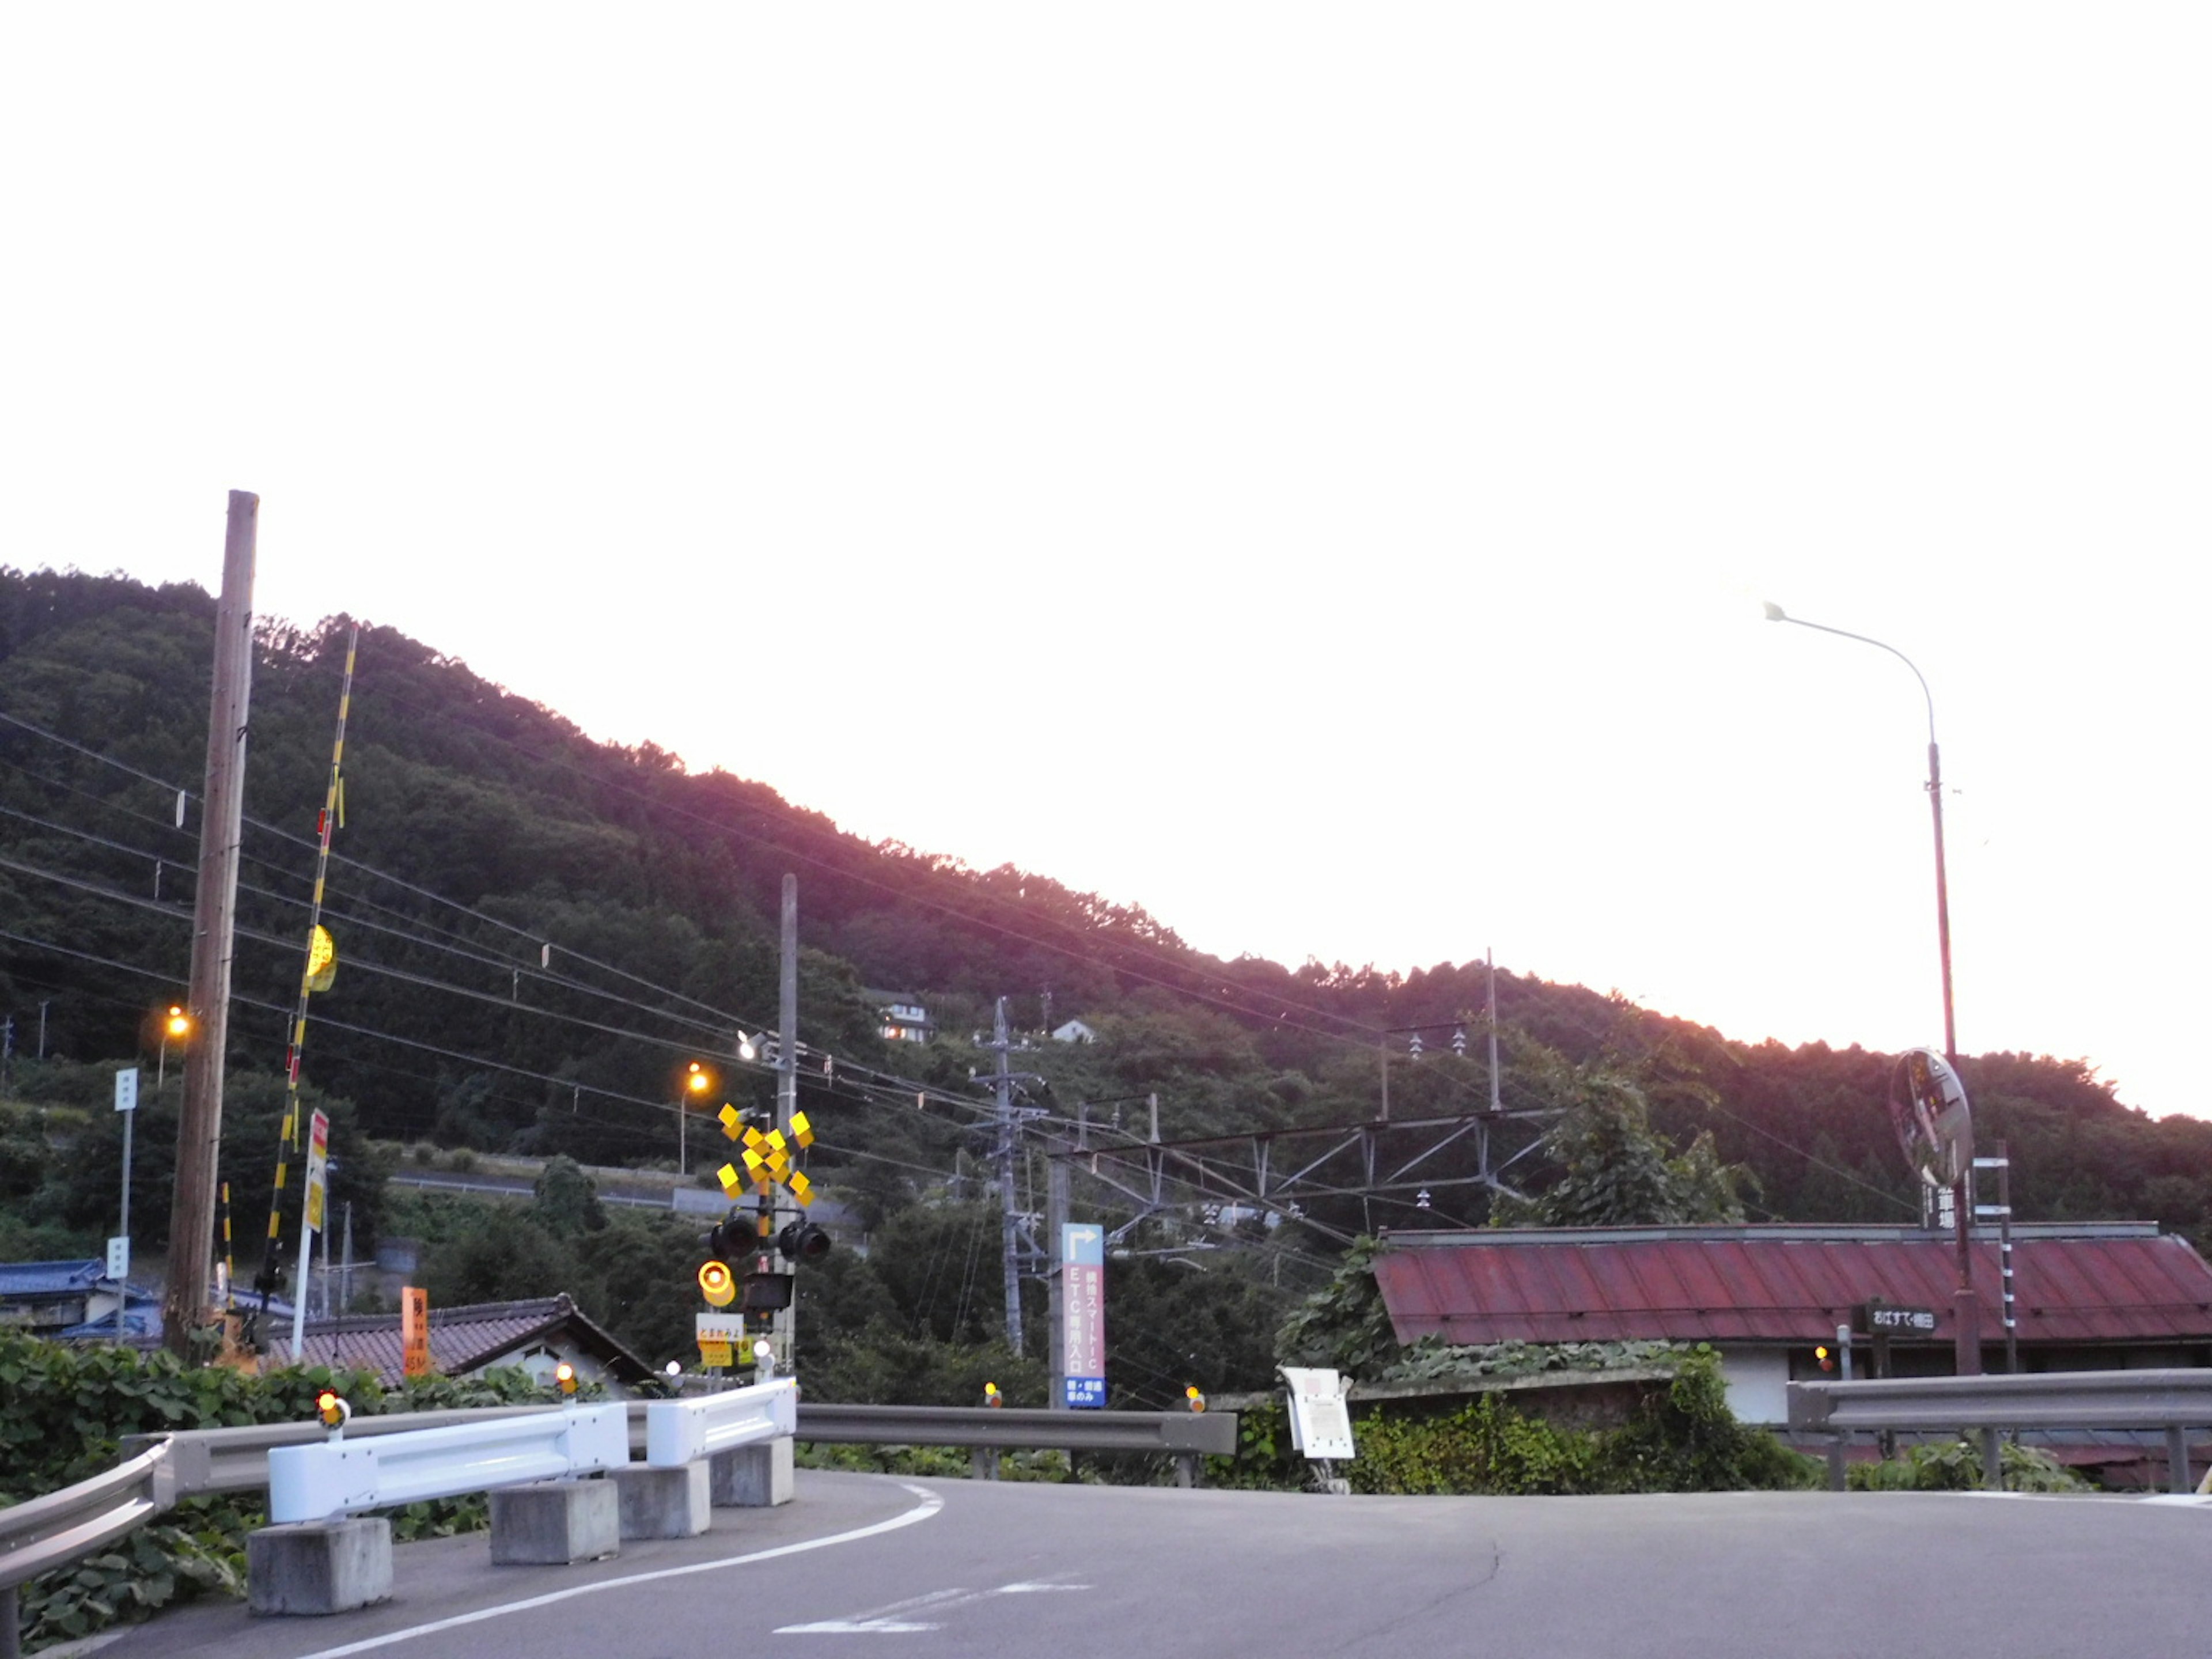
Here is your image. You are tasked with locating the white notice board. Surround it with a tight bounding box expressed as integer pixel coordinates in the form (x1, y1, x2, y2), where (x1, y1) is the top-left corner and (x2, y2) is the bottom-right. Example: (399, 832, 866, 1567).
(1281, 1366, 1357, 1461)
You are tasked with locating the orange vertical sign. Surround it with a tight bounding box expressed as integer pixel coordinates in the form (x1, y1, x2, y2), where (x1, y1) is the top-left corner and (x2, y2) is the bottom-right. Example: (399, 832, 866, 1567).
(402, 1286, 431, 1377)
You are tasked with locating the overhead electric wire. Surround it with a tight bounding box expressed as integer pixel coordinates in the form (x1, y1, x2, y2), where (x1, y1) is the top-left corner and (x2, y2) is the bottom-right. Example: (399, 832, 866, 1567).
(1, 706, 772, 1036)
(5, 698, 1484, 1126)
(342, 679, 1406, 1046)
(5, 700, 1911, 1224)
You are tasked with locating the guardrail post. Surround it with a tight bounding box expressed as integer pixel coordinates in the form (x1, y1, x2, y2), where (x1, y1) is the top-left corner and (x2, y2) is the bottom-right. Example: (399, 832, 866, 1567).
(4, 1582, 20, 1659)
(1981, 1429, 2002, 1491)
(710, 1440, 793, 1508)
(488, 1480, 620, 1565)
(1825, 1435, 1846, 1493)
(246, 1518, 393, 1616)
(2166, 1427, 2192, 1495)
(606, 1463, 711, 1539)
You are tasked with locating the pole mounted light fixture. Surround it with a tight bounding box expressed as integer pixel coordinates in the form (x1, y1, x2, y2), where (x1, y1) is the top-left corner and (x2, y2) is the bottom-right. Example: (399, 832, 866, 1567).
(1764, 599, 1976, 1375)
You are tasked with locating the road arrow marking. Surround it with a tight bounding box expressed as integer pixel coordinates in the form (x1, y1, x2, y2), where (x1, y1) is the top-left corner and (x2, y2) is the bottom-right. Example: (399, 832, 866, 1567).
(776, 1577, 1092, 1634)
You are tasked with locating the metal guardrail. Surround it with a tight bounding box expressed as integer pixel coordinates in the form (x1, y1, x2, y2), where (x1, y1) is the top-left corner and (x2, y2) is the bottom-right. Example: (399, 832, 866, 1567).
(268, 1404, 628, 1524)
(120, 1404, 567, 1498)
(0, 1442, 172, 1659)
(794, 1402, 1237, 1459)
(0, 1441, 171, 1594)
(644, 1380, 796, 1466)
(1787, 1369, 2212, 1494)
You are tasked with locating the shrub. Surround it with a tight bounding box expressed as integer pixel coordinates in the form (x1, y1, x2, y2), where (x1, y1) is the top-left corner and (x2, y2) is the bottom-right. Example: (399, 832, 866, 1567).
(0, 1328, 556, 1654)
(1848, 1438, 2090, 1494)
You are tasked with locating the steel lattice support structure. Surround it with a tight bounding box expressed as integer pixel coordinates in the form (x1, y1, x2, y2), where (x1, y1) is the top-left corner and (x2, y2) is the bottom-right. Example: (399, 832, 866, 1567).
(1049, 1107, 1558, 1246)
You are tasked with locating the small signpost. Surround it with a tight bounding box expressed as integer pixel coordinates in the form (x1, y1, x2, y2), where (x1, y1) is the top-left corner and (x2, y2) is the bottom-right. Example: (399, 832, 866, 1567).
(1281, 1366, 1357, 1494)
(1062, 1223, 1107, 1408)
(112, 1067, 139, 1336)
(290, 1109, 332, 1358)
(401, 1286, 431, 1377)
(696, 1311, 745, 1372)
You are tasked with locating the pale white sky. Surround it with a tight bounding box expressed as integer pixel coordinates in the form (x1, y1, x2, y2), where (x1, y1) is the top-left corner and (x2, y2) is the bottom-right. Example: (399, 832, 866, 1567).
(4, 6, 2206, 1118)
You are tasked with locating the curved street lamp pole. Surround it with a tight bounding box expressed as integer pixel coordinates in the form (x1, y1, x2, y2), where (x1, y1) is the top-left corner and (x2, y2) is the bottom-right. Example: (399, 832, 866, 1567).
(1764, 603, 1978, 1375)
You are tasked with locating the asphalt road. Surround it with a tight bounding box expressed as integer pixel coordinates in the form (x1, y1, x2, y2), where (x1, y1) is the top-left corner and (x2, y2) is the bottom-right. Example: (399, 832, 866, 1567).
(70, 1472, 2212, 1659)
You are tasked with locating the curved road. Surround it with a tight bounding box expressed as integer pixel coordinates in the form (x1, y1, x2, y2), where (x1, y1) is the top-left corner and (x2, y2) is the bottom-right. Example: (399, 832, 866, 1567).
(82, 1472, 2212, 1659)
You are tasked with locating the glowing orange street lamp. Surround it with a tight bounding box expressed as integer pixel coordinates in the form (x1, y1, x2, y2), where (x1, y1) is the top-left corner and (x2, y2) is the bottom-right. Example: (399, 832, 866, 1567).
(157, 1005, 192, 1093)
(679, 1060, 714, 1176)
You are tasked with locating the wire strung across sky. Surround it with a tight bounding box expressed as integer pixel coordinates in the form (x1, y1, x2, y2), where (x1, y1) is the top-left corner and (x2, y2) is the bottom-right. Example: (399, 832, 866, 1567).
(0, 695, 1919, 1224)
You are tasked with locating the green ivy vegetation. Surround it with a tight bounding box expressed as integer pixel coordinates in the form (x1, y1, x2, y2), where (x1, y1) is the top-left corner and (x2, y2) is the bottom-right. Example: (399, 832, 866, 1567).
(1219, 1348, 1820, 1496)
(0, 1327, 555, 1654)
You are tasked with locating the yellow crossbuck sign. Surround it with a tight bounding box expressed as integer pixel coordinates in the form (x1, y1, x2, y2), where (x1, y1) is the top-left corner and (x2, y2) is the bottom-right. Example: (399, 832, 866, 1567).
(714, 1107, 816, 1205)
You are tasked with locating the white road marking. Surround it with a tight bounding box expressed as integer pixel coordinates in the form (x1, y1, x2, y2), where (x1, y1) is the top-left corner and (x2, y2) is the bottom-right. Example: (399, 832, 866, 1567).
(775, 1574, 1092, 1634)
(777, 1589, 973, 1634)
(288, 1484, 944, 1659)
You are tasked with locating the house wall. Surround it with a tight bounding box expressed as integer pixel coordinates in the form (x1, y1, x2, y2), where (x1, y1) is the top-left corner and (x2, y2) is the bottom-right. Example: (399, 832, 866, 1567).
(1716, 1346, 1790, 1425)
(497, 1341, 631, 1399)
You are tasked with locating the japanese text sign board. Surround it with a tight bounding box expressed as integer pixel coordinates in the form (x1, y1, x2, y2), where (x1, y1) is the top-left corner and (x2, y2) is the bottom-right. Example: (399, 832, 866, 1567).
(402, 1286, 431, 1378)
(1282, 1366, 1357, 1461)
(1063, 1222, 1107, 1408)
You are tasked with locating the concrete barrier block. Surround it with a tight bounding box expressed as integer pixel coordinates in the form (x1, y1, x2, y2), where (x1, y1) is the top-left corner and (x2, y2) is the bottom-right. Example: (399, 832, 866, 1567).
(247, 1517, 393, 1616)
(608, 1460, 711, 1538)
(488, 1478, 622, 1565)
(710, 1437, 794, 1507)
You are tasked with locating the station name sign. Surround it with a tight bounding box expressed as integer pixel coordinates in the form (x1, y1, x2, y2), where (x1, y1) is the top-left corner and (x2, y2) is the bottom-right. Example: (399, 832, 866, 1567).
(1857, 1302, 1938, 1334)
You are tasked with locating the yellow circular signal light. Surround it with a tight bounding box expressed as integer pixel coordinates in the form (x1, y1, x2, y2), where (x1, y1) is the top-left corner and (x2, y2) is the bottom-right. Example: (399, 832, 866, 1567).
(698, 1259, 737, 1308)
(165, 1005, 191, 1039)
(555, 1361, 578, 1396)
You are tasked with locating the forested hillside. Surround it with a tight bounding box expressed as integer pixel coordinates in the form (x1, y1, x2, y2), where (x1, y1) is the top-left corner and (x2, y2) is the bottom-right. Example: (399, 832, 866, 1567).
(5, 566, 2210, 1396)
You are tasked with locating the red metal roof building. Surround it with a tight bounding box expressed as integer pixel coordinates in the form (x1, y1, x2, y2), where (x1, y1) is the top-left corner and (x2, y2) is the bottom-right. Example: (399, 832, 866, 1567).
(1374, 1222, 2212, 1425)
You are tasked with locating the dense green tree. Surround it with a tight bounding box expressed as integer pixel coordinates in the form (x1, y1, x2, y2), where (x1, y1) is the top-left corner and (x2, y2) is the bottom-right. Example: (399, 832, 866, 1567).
(1491, 1052, 1751, 1228)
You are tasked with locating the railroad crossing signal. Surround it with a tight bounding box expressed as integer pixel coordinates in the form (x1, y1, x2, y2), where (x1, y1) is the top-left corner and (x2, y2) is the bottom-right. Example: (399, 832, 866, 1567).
(716, 1108, 817, 1206)
(698, 1259, 737, 1308)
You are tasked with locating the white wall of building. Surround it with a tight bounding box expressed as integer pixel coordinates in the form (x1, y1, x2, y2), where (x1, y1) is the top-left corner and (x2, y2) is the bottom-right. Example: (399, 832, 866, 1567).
(1717, 1346, 1791, 1426)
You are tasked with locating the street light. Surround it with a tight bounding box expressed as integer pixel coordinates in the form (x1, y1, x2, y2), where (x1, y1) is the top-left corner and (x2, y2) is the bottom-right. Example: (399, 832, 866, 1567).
(157, 1005, 191, 1093)
(1764, 600, 1978, 1374)
(680, 1060, 714, 1176)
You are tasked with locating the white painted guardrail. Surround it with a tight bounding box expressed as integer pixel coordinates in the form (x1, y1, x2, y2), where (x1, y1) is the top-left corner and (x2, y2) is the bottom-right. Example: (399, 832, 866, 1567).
(268, 1404, 630, 1523)
(644, 1378, 798, 1467)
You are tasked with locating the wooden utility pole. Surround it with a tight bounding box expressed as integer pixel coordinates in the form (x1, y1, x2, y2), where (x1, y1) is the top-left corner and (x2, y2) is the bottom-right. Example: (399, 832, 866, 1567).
(162, 491, 257, 1356)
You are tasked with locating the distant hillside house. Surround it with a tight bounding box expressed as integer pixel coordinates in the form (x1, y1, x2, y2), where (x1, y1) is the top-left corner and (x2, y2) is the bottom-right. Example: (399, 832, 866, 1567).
(1051, 1019, 1098, 1045)
(3, 1259, 291, 1343)
(1, 1259, 130, 1335)
(872, 994, 934, 1044)
(1373, 1222, 2212, 1427)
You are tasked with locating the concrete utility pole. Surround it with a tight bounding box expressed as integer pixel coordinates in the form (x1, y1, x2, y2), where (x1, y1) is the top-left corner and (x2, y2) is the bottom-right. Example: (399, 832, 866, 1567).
(992, 997, 1024, 1357)
(163, 490, 257, 1356)
(774, 874, 798, 1363)
(1045, 1145, 1071, 1410)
